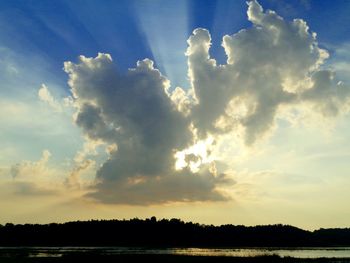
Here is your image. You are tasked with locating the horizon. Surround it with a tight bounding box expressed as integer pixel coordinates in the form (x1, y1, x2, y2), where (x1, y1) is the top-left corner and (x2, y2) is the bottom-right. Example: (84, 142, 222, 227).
(2, 216, 350, 232)
(1, 0, 350, 230)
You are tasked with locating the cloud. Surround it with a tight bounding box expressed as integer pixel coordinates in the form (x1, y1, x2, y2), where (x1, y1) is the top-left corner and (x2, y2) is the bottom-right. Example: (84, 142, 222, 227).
(11, 150, 52, 180)
(185, 0, 349, 145)
(9, 181, 57, 196)
(9, 150, 60, 196)
(66, 159, 94, 188)
(0, 43, 84, 172)
(38, 84, 62, 112)
(62, 0, 349, 205)
(64, 54, 230, 204)
(327, 43, 350, 84)
(89, 168, 230, 205)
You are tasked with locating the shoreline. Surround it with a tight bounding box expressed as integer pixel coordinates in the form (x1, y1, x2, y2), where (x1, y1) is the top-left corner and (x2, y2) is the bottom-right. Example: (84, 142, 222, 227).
(1, 254, 350, 263)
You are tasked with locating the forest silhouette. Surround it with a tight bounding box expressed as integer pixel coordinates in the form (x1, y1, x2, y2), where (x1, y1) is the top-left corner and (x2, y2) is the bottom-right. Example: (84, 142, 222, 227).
(1, 217, 350, 247)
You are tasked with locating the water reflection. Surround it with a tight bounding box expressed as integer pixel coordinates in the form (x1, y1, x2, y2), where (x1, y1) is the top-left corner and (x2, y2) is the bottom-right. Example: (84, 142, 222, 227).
(1, 247, 350, 258)
(170, 247, 350, 258)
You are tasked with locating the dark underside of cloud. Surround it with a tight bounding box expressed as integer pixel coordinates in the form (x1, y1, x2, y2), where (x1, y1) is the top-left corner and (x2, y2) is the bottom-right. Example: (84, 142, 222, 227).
(63, 0, 349, 205)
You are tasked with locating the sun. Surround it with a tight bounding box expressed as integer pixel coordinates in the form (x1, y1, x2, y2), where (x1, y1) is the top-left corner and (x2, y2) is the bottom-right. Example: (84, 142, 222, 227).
(175, 136, 215, 173)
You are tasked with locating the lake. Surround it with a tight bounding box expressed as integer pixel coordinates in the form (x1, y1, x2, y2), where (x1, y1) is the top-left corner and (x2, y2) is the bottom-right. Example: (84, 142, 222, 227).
(1, 247, 350, 259)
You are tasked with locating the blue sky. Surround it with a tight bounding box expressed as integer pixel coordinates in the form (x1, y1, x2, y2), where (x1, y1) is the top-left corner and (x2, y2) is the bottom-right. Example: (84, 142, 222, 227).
(1, 0, 349, 87)
(1, 0, 350, 227)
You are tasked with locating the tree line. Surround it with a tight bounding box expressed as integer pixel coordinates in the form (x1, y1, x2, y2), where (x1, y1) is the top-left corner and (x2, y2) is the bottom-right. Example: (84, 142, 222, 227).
(1, 217, 349, 247)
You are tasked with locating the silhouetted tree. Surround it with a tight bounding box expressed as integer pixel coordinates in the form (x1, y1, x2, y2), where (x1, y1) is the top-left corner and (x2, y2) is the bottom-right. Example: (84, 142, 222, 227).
(0, 218, 349, 247)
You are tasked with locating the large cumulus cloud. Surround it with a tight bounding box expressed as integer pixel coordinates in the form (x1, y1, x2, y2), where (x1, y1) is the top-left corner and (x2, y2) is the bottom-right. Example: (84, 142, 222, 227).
(64, 54, 229, 204)
(64, 0, 349, 204)
(186, 0, 349, 145)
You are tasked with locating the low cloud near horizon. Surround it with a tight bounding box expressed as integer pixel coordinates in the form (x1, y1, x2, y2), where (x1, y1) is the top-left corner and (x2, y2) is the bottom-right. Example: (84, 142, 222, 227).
(19, 0, 350, 205)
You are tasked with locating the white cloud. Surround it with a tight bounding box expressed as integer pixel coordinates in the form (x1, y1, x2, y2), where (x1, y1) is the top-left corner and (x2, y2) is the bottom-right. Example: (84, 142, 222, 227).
(184, 0, 349, 146)
(38, 84, 62, 112)
(8, 150, 62, 196)
(11, 150, 52, 180)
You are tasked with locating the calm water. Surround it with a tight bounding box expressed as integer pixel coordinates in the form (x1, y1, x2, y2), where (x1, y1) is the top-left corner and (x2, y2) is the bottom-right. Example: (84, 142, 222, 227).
(1, 247, 350, 258)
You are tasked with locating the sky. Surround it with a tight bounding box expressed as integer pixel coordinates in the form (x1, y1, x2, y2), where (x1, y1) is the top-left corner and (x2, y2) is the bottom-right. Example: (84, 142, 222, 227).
(1, 0, 350, 230)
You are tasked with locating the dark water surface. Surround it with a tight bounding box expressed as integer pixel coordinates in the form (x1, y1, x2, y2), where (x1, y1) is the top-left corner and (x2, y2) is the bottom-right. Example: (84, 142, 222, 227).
(1, 247, 350, 258)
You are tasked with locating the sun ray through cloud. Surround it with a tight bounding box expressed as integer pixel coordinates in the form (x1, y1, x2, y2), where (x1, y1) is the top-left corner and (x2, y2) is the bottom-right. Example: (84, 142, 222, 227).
(132, 0, 190, 89)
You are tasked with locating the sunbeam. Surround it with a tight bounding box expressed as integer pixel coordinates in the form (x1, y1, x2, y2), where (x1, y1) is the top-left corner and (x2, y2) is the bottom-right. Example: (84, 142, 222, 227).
(133, 0, 189, 89)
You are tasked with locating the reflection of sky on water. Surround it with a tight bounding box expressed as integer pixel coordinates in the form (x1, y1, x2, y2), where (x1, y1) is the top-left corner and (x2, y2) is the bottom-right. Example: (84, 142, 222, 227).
(171, 247, 350, 258)
(1, 247, 350, 258)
